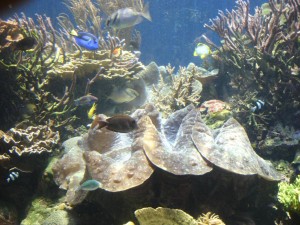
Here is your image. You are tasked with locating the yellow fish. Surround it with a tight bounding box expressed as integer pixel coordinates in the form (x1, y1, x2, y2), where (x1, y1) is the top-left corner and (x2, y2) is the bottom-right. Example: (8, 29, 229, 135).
(87, 103, 97, 119)
(193, 43, 211, 59)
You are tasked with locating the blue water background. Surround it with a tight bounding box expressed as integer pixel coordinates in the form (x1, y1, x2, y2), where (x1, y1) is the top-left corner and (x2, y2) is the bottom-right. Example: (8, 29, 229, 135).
(2, 0, 266, 67)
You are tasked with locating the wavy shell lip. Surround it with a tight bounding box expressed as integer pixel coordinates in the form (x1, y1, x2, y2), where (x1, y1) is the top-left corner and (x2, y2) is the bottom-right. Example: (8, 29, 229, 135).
(53, 104, 282, 205)
(143, 106, 213, 175)
(192, 117, 282, 181)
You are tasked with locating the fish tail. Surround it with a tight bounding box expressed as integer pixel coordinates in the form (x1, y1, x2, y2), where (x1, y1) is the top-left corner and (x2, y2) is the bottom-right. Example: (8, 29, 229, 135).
(90, 115, 108, 130)
(70, 29, 78, 37)
(142, 2, 152, 21)
(98, 121, 108, 129)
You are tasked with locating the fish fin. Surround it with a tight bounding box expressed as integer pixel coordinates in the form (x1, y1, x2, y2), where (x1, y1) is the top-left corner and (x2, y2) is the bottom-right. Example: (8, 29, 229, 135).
(90, 115, 108, 130)
(200, 54, 206, 59)
(142, 2, 152, 21)
(70, 29, 78, 37)
(193, 51, 198, 57)
(125, 88, 139, 95)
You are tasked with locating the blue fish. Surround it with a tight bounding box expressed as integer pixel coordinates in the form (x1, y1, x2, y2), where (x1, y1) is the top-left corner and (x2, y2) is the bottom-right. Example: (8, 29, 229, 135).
(70, 30, 99, 50)
(77, 179, 102, 191)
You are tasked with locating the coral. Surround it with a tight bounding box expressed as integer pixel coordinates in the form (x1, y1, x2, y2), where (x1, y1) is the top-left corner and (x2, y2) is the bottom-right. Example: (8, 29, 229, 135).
(199, 100, 232, 129)
(0, 14, 77, 130)
(20, 198, 73, 225)
(197, 212, 225, 225)
(259, 122, 300, 150)
(134, 207, 198, 225)
(0, 19, 24, 54)
(1, 122, 59, 156)
(278, 175, 300, 214)
(42, 210, 74, 225)
(47, 50, 144, 79)
(203, 0, 300, 138)
(20, 198, 53, 225)
(151, 64, 203, 117)
(130, 207, 225, 225)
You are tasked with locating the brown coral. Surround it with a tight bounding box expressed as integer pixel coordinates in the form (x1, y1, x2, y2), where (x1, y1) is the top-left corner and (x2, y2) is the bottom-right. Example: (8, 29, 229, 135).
(2, 123, 59, 156)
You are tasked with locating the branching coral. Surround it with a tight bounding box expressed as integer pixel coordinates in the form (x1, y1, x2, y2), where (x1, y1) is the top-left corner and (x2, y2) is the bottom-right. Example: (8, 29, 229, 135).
(151, 63, 219, 117)
(203, 0, 300, 135)
(0, 14, 77, 130)
(278, 175, 300, 214)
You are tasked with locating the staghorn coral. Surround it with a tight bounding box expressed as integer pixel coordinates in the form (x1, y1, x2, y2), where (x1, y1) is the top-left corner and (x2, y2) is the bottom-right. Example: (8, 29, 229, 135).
(203, 0, 300, 138)
(151, 64, 203, 118)
(278, 175, 300, 214)
(197, 212, 225, 225)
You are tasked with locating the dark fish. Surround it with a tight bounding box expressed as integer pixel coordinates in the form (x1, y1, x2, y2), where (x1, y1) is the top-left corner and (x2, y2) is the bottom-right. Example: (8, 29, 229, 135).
(106, 3, 151, 30)
(14, 37, 36, 51)
(74, 94, 98, 106)
(70, 30, 99, 51)
(91, 114, 138, 133)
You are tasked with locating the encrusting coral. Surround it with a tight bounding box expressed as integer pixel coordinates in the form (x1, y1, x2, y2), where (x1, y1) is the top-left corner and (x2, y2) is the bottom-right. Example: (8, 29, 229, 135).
(123, 207, 225, 225)
(133, 207, 198, 225)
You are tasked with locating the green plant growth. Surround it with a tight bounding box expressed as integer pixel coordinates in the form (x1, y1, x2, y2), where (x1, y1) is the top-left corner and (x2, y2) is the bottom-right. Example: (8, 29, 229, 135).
(278, 175, 300, 214)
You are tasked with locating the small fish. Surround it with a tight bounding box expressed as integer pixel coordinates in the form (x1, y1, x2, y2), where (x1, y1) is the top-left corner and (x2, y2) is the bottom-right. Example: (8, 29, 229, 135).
(70, 30, 99, 50)
(251, 99, 265, 112)
(108, 86, 139, 103)
(74, 94, 98, 106)
(112, 47, 122, 57)
(106, 3, 152, 30)
(91, 114, 138, 133)
(14, 37, 36, 51)
(77, 179, 102, 191)
(193, 43, 211, 59)
(6, 171, 19, 183)
(87, 103, 97, 119)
